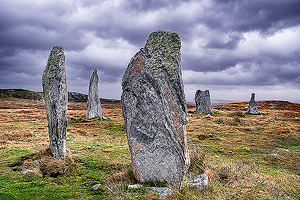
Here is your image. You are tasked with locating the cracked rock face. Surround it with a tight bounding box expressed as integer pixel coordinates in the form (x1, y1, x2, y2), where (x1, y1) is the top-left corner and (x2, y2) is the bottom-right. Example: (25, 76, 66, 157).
(121, 30, 190, 188)
(86, 69, 103, 119)
(246, 93, 259, 114)
(42, 46, 67, 159)
(195, 90, 211, 114)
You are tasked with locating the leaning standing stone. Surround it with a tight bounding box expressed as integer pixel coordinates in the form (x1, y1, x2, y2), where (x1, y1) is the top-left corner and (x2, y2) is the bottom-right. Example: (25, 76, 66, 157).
(246, 93, 259, 114)
(195, 90, 211, 114)
(42, 46, 67, 159)
(86, 69, 103, 119)
(121, 30, 190, 189)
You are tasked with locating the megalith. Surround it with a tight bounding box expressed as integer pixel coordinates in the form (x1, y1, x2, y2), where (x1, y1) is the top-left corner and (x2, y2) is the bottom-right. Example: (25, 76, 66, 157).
(86, 69, 103, 119)
(246, 93, 259, 114)
(121, 30, 190, 188)
(195, 90, 211, 114)
(42, 46, 68, 159)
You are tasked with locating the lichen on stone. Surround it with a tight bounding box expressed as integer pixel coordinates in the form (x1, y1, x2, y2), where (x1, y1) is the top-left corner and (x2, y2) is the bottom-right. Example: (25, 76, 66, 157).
(145, 30, 181, 80)
(42, 46, 65, 93)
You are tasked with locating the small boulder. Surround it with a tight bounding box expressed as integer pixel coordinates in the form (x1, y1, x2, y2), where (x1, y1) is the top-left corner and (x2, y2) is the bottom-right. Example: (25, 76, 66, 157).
(187, 172, 209, 190)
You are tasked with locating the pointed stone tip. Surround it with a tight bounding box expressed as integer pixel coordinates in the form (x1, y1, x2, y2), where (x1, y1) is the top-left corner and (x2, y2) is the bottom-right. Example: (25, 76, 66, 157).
(92, 69, 98, 76)
(48, 46, 65, 59)
(90, 69, 98, 84)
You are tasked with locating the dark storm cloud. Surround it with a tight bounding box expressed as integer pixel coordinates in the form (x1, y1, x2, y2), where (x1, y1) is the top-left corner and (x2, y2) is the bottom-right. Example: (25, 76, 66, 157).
(0, 0, 299, 101)
(205, 0, 300, 34)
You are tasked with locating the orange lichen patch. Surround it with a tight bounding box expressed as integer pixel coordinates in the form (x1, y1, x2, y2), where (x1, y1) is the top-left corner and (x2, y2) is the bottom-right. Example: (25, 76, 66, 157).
(131, 141, 143, 154)
(136, 55, 145, 66)
(134, 55, 145, 75)
(131, 156, 142, 182)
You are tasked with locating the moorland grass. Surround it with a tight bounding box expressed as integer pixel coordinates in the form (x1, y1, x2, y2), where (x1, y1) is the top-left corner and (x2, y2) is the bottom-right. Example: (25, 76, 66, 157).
(0, 98, 299, 199)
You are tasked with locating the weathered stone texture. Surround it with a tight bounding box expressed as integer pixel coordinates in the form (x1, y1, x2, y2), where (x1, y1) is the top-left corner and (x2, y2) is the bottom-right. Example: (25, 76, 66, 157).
(86, 69, 103, 119)
(195, 90, 211, 114)
(42, 46, 67, 159)
(246, 93, 259, 114)
(121, 30, 190, 188)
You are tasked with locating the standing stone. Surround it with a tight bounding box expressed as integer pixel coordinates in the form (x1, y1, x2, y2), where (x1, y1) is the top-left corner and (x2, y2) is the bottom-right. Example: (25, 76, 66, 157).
(121, 30, 190, 189)
(86, 69, 103, 119)
(246, 93, 259, 114)
(195, 90, 211, 114)
(42, 46, 67, 160)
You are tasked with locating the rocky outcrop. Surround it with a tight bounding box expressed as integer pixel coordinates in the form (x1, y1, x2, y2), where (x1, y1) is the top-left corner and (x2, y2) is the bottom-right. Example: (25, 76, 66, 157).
(86, 69, 103, 119)
(246, 93, 259, 114)
(68, 92, 88, 102)
(42, 46, 67, 159)
(195, 90, 211, 114)
(121, 30, 190, 189)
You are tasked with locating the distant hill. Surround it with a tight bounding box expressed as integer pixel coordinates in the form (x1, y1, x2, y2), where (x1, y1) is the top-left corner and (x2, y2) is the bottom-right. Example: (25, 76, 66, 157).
(0, 89, 121, 105)
(187, 99, 234, 106)
(0, 89, 43, 100)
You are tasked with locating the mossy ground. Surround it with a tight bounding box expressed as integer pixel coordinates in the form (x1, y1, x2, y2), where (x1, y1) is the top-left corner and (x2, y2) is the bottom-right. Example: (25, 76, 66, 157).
(0, 98, 299, 199)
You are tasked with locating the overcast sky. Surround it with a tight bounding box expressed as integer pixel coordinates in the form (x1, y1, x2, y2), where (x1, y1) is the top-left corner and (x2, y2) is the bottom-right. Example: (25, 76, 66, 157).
(1, 0, 300, 103)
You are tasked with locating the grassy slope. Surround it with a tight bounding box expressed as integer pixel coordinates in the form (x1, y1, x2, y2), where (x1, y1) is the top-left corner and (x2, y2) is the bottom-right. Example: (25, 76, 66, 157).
(0, 98, 299, 199)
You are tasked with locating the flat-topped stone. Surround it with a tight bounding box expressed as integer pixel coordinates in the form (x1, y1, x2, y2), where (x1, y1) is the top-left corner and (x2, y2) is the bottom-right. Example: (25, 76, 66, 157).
(121, 30, 190, 189)
(42, 46, 67, 159)
(246, 93, 259, 114)
(195, 90, 211, 114)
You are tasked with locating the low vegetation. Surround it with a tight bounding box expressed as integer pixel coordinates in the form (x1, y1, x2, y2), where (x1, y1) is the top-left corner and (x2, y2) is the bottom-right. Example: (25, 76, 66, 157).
(0, 98, 299, 199)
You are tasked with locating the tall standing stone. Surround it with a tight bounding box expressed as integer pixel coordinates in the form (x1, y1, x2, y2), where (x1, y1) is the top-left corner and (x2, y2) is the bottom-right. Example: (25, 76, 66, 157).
(246, 93, 259, 114)
(121, 30, 190, 189)
(42, 46, 67, 160)
(195, 90, 211, 114)
(86, 69, 103, 119)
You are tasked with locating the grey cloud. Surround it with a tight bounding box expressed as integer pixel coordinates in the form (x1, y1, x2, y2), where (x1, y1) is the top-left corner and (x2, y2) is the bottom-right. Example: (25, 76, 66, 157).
(123, 0, 193, 12)
(204, 33, 244, 50)
(209, 0, 300, 34)
(0, 0, 299, 102)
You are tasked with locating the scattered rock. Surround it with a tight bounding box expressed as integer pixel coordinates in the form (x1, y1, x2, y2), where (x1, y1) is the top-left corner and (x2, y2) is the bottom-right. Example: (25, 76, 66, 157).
(128, 184, 144, 189)
(195, 90, 211, 114)
(128, 185, 173, 200)
(22, 169, 34, 174)
(187, 172, 209, 190)
(147, 187, 173, 200)
(205, 114, 212, 118)
(86, 69, 103, 119)
(42, 46, 68, 159)
(246, 93, 259, 114)
(121, 30, 190, 189)
(92, 183, 102, 190)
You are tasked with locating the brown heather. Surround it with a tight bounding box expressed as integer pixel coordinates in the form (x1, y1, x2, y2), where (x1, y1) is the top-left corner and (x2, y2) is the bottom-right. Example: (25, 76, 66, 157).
(0, 98, 299, 199)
